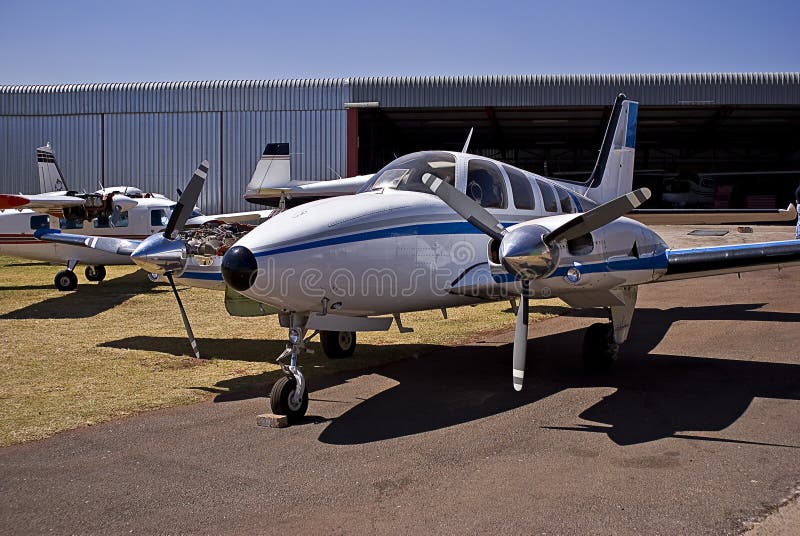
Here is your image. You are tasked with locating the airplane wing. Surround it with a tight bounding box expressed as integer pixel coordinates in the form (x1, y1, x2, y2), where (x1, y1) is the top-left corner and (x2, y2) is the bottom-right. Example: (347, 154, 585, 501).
(0, 193, 84, 211)
(185, 209, 279, 226)
(33, 229, 141, 256)
(244, 175, 374, 203)
(657, 240, 800, 282)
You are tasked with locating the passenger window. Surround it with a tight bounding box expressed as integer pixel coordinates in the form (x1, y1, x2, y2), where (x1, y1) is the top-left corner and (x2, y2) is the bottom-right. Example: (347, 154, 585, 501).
(466, 160, 507, 209)
(114, 211, 130, 228)
(93, 216, 111, 228)
(555, 186, 576, 213)
(504, 166, 535, 210)
(151, 209, 169, 227)
(59, 218, 84, 230)
(536, 180, 559, 213)
(29, 215, 50, 230)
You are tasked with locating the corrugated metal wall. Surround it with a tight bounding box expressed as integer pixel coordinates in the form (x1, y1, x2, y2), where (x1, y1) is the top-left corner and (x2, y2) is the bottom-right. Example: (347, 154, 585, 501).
(0, 79, 351, 213)
(1, 73, 798, 212)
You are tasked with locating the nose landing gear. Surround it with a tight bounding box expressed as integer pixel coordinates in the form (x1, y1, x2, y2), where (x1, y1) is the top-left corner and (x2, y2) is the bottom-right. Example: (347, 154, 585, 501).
(271, 315, 311, 422)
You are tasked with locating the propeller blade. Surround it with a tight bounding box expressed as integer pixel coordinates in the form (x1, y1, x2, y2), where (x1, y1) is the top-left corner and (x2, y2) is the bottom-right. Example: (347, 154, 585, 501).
(420, 173, 506, 241)
(166, 272, 201, 359)
(164, 161, 208, 239)
(512, 281, 530, 392)
(461, 127, 474, 153)
(544, 188, 651, 245)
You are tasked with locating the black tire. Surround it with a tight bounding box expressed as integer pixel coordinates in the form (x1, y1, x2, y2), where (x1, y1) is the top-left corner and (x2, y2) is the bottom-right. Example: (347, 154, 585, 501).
(320, 331, 356, 359)
(84, 265, 106, 282)
(54, 270, 78, 292)
(269, 376, 308, 422)
(582, 322, 619, 374)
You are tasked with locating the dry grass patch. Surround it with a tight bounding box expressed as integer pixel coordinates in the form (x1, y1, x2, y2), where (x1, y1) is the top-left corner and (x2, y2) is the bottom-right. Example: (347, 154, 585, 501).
(0, 255, 566, 446)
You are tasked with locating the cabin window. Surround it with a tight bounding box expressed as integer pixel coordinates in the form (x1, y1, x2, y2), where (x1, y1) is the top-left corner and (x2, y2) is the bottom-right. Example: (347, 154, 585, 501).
(504, 166, 535, 210)
(59, 218, 84, 230)
(567, 233, 594, 256)
(151, 209, 169, 227)
(93, 216, 111, 228)
(29, 215, 50, 230)
(536, 180, 559, 213)
(554, 186, 576, 213)
(466, 160, 507, 209)
(114, 211, 130, 227)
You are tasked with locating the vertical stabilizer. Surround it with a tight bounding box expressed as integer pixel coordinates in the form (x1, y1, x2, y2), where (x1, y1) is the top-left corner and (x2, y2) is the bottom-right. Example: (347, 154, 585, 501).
(37, 143, 68, 193)
(582, 94, 638, 204)
(244, 143, 292, 197)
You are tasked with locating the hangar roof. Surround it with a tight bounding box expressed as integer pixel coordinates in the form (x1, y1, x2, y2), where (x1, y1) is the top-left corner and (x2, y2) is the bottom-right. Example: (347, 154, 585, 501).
(0, 73, 799, 115)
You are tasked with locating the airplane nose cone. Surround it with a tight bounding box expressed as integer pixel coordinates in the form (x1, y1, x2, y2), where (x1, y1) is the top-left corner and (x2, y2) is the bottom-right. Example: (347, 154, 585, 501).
(222, 245, 258, 291)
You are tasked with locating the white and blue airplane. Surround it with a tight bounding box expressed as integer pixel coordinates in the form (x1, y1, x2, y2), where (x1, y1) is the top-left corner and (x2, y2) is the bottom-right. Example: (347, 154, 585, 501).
(214, 94, 800, 420)
(37, 95, 800, 422)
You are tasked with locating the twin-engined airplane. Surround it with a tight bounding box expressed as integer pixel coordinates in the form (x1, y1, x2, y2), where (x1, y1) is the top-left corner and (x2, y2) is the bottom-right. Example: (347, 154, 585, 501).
(30, 94, 800, 423)
(214, 94, 800, 420)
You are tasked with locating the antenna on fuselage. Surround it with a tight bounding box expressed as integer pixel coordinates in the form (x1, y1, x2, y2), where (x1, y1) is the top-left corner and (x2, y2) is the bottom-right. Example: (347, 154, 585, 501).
(461, 128, 474, 153)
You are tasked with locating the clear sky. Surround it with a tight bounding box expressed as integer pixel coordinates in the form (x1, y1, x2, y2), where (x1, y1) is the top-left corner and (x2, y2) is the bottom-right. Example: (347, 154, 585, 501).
(0, 0, 798, 85)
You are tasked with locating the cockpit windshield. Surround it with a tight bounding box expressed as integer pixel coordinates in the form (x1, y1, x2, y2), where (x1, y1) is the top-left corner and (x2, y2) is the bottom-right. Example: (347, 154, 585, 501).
(361, 152, 456, 194)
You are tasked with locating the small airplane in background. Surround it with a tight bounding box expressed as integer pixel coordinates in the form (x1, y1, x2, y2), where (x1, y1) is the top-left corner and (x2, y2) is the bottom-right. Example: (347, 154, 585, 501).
(212, 94, 800, 421)
(0, 143, 291, 291)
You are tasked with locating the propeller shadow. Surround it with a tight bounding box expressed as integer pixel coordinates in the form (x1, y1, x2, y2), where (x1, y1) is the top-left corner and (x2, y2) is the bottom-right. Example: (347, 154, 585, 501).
(0, 272, 161, 319)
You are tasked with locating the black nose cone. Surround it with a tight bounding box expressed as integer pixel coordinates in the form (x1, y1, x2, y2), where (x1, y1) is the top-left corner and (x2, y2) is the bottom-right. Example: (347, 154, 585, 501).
(222, 245, 258, 291)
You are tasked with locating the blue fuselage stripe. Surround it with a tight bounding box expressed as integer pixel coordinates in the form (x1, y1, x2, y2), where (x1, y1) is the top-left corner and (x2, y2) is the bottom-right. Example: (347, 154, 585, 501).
(179, 271, 224, 281)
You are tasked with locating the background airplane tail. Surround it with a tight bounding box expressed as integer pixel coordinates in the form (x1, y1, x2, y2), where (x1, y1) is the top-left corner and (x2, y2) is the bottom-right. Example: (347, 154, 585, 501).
(244, 143, 291, 198)
(37, 143, 68, 193)
(580, 94, 638, 205)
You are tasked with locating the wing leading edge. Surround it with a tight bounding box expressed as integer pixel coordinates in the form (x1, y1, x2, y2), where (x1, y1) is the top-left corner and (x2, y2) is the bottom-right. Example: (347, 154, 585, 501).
(658, 240, 800, 282)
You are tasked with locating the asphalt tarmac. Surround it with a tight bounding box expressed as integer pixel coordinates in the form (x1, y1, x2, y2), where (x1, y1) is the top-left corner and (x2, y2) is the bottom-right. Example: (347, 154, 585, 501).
(2, 235, 800, 534)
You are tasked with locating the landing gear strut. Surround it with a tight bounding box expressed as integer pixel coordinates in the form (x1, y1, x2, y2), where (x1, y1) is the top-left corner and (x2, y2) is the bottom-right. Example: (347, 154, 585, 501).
(84, 265, 106, 282)
(54, 260, 79, 291)
(271, 314, 310, 422)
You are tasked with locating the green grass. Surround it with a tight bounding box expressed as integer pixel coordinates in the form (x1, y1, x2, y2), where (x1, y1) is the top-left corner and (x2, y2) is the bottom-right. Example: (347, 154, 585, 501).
(0, 255, 567, 446)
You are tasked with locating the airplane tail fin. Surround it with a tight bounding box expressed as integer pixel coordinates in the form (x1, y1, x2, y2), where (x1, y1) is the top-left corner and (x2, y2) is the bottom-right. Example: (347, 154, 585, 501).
(579, 94, 638, 205)
(36, 143, 68, 193)
(244, 143, 291, 199)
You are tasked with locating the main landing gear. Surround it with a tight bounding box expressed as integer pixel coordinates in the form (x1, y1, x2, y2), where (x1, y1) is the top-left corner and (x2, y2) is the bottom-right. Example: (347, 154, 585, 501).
(84, 265, 106, 282)
(54, 262, 107, 291)
(270, 312, 359, 421)
(54, 260, 79, 291)
(581, 286, 638, 374)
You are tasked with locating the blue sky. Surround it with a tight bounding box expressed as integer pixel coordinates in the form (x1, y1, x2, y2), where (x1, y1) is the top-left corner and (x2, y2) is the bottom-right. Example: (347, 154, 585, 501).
(0, 0, 798, 84)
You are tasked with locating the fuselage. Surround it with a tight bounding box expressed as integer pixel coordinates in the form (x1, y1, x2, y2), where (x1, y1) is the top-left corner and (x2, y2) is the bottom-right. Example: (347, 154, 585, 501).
(224, 151, 670, 316)
(0, 196, 176, 265)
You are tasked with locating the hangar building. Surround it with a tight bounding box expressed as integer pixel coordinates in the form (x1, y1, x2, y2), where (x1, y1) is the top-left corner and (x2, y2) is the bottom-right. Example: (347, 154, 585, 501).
(1, 73, 799, 213)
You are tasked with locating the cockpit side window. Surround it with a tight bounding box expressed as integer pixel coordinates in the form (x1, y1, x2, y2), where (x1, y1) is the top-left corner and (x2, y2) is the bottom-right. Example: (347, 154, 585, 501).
(554, 185, 576, 213)
(467, 160, 508, 209)
(504, 166, 535, 210)
(536, 180, 559, 213)
(365, 152, 456, 194)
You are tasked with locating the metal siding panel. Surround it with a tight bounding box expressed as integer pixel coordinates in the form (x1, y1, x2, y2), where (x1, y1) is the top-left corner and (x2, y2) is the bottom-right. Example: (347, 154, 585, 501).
(0, 114, 101, 195)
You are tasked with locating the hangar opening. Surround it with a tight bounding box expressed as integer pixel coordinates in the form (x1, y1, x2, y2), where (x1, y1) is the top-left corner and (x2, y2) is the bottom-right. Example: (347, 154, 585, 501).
(355, 104, 800, 209)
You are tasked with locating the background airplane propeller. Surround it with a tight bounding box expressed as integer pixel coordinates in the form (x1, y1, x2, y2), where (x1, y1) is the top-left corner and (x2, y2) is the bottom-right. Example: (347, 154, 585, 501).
(421, 173, 650, 391)
(133, 161, 208, 358)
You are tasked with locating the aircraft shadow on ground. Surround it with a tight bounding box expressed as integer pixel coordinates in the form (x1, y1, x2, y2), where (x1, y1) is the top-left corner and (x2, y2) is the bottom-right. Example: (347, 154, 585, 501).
(315, 303, 800, 446)
(0, 272, 162, 319)
(98, 302, 800, 446)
